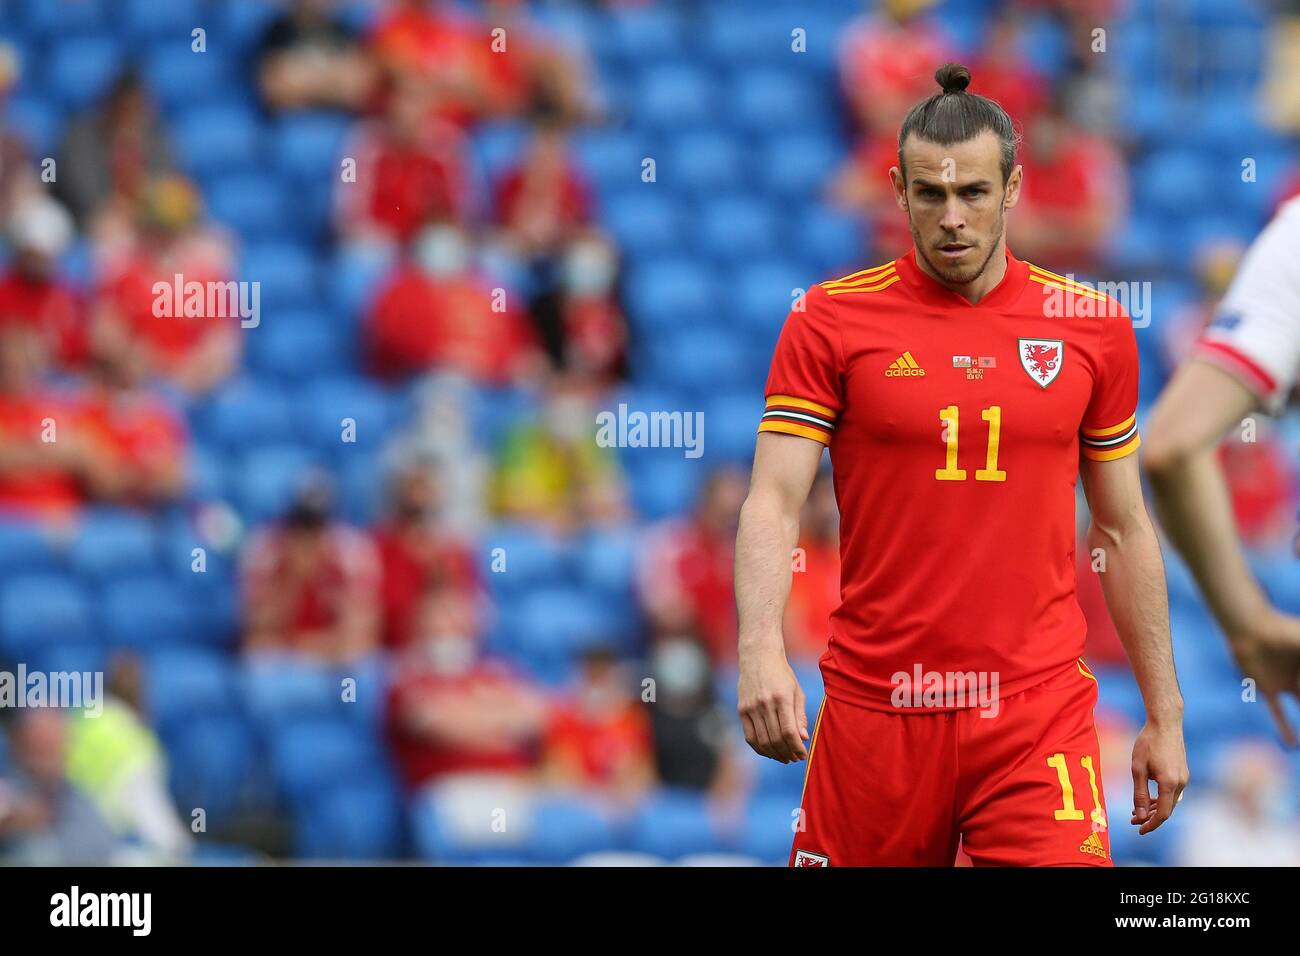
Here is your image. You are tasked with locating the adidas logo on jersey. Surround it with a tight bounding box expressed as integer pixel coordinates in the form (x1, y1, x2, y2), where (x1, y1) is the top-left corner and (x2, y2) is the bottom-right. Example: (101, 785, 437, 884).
(1079, 831, 1108, 859)
(885, 351, 926, 377)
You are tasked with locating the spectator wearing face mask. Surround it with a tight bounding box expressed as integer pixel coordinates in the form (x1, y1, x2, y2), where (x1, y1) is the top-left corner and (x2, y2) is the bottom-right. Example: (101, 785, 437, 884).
(386, 586, 548, 792)
(541, 647, 655, 802)
(364, 221, 545, 384)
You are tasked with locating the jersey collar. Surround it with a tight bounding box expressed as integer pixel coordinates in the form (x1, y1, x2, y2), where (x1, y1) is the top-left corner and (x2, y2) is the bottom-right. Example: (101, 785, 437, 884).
(895, 244, 1029, 309)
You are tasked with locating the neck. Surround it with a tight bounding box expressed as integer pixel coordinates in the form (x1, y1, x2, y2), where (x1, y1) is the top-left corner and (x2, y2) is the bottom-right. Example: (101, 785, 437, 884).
(915, 238, 1009, 305)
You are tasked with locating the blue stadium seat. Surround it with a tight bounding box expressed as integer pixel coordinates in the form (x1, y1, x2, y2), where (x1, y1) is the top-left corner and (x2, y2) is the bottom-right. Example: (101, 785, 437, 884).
(410, 786, 534, 864)
(648, 327, 756, 394)
(239, 242, 318, 311)
(19, 0, 108, 37)
(513, 587, 623, 663)
(120, 0, 203, 41)
(101, 575, 197, 649)
(295, 781, 404, 860)
(529, 796, 620, 863)
(5, 96, 64, 158)
(741, 795, 798, 863)
(218, 0, 284, 53)
(0, 520, 63, 575)
(0, 574, 94, 656)
(269, 718, 388, 805)
(470, 122, 529, 186)
(624, 456, 705, 521)
(627, 790, 727, 859)
(329, 244, 397, 321)
(695, 196, 779, 263)
(625, 259, 715, 331)
(48, 36, 122, 110)
(242, 657, 343, 726)
(701, 393, 764, 463)
(603, 192, 683, 258)
(174, 107, 263, 182)
(731, 69, 829, 135)
(235, 445, 321, 524)
(730, 257, 811, 335)
(297, 377, 396, 455)
(203, 379, 296, 452)
(758, 130, 842, 199)
(162, 714, 258, 823)
(335, 450, 386, 527)
(575, 527, 639, 599)
(144, 46, 234, 112)
(573, 129, 644, 194)
(635, 63, 715, 131)
(608, 6, 686, 64)
(794, 205, 864, 277)
(666, 131, 744, 196)
(207, 173, 293, 243)
(247, 313, 350, 384)
(272, 113, 351, 181)
(69, 511, 160, 582)
(25, 641, 108, 677)
(1136, 150, 1212, 218)
(481, 523, 572, 594)
(145, 648, 238, 729)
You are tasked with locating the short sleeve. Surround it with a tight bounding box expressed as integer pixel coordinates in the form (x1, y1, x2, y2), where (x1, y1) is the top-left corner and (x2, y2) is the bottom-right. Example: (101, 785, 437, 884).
(758, 284, 844, 446)
(1192, 201, 1300, 416)
(1080, 305, 1141, 462)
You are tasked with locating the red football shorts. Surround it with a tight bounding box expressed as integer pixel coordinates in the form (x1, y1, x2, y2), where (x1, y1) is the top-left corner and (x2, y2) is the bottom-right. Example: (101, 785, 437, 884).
(790, 658, 1112, 867)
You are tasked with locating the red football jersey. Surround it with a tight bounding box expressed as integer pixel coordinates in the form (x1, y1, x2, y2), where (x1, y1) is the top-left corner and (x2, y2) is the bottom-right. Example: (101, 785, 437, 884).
(759, 247, 1141, 711)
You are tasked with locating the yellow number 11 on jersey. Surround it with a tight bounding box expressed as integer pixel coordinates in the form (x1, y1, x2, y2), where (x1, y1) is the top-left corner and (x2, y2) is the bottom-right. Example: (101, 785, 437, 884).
(936, 404, 1007, 482)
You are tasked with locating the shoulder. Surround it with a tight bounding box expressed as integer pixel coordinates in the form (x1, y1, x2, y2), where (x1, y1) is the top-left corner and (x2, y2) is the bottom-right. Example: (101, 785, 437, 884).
(1021, 260, 1127, 320)
(815, 260, 901, 299)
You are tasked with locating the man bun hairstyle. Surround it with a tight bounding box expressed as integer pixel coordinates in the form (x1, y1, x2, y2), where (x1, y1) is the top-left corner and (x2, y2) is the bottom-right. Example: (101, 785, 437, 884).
(898, 63, 1019, 183)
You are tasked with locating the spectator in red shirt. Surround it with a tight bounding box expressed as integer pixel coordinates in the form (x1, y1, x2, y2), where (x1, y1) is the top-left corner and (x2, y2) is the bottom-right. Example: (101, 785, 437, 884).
(967, 11, 1048, 130)
(241, 477, 381, 664)
(838, 0, 954, 136)
(479, 0, 597, 123)
(494, 120, 593, 260)
(0, 195, 86, 370)
(1009, 91, 1127, 273)
(336, 73, 470, 248)
(386, 586, 547, 791)
(364, 221, 543, 384)
(79, 332, 189, 508)
(91, 175, 240, 396)
(372, 449, 482, 650)
(827, 133, 915, 262)
(638, 468, 749, 666)
(541, 647, 655, 801)
(0, 326, 114, 520)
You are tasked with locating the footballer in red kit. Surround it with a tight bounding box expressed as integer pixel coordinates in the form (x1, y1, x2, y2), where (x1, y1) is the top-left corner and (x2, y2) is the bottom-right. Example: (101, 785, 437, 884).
(734, 64, 1188, 867)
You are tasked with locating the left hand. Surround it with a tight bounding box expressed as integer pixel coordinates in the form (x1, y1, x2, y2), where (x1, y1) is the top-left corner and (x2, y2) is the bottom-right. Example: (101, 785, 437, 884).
(1130, 720, 1189, 835)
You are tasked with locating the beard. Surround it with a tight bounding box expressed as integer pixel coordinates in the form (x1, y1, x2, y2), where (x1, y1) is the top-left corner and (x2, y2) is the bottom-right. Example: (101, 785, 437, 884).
(911, 208, 1005, 287)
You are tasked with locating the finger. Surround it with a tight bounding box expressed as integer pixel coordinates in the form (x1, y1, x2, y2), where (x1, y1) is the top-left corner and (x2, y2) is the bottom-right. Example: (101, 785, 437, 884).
(1264, 691, 1297, 749)
(778, 695, 808, 762)
(1131, 762, 1152, 825)
(1141, 780, 1177, 835)
(795, 686, 809, 742)
(750, 707, 781, 761)
(740, 711, 764, 757)
(761, 700, 794, 763)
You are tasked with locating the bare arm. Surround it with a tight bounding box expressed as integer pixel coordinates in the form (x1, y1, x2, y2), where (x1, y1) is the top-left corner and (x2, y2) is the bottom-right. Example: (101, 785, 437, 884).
(1143, 357, 1300, 743)
(1080, 451, 1188, 834)
(735, 431, 823, 763)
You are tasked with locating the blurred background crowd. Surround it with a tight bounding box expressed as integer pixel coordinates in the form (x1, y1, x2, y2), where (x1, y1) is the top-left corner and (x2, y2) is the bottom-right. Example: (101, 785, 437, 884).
(0, 0, 1297, 866)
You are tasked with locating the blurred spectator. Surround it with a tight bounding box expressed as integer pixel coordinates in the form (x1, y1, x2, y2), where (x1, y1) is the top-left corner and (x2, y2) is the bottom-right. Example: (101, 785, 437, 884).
(490, 376, 629, 530)
(839, 0, 953, 136)
(241, 476, 381, 664)
(365, 221, 544, 383)
(0, 195, 86, 370)
(1262, 3, 1300, 132)
(79, 328, 190, 507)
(784, 469, 839, 663)
(336, 73, 470, 247)
(0, 325, 114, 519)
(639, 468, 748, 666)
(494, 119, 593, 260)
(387, 588, 547, 791)
(55, 69, 173, 236)
(1008, 89, 1127, 273)
(368, 0, 495, 126)
(967, 11, 1048, 129)
(0, 44, 42, 218)
(256, 0, 375, 115)
(0, 707, 117, 865)
(645, 638, 744, 800)
(542, 647, 655, 800)
(64, 655, 194, 861)
(372, 449, 483, 650)
(479, 0, 598, 122)
(90, 175, 240, 396)
(827, 132, 914, 262)
(1175, 741, 1300, 865)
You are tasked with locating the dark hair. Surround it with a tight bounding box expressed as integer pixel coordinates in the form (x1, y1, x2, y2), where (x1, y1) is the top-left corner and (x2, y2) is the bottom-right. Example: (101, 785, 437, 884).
(897, 63, 1019, 183)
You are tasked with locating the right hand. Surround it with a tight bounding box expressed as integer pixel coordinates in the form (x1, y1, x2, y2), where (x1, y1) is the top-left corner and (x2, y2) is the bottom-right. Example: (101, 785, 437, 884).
(1230, 607, 1300, 747)
(738, 648, 809, 764)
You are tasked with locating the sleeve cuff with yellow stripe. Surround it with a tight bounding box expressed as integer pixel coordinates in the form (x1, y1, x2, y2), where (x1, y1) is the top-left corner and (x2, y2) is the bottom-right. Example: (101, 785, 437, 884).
(758, 395, 837, 444)
(1080, 412, 1140, 461)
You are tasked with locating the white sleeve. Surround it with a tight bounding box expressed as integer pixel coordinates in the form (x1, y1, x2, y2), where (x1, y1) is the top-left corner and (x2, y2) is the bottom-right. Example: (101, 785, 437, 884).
(1194, 197, 1300, 415)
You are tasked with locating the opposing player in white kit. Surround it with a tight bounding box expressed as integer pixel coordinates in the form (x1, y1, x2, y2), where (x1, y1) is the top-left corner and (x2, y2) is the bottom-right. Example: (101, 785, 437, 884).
(1144, 195, 1300, 744)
